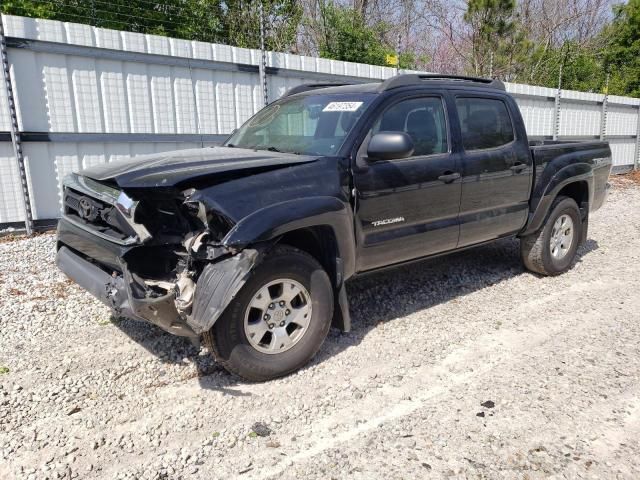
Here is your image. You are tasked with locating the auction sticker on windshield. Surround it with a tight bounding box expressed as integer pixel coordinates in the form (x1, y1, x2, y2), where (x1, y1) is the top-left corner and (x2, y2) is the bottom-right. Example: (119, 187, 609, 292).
(323, 102, 363, 112)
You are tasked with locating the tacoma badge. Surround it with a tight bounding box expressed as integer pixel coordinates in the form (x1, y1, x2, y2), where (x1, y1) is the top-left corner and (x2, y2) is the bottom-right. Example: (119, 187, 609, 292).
(371, 217, 405, 227)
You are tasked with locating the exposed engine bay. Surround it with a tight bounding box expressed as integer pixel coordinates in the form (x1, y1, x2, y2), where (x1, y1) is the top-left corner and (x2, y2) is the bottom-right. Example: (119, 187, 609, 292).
(58, 171, 268, 338)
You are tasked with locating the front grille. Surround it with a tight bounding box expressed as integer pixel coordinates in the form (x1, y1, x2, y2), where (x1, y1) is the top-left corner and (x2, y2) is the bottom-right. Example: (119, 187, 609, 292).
(63, 187, 136, 241)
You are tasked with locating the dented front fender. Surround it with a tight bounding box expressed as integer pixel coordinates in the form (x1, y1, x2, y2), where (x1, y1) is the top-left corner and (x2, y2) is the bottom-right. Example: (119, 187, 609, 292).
(187, 248, 260, 334)
(221, 197, 357, 280)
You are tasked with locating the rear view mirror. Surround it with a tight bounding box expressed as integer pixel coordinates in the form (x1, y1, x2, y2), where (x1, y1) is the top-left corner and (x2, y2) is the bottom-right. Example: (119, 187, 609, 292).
(308, 105, 323, 119)
(367, 132, 414, 161)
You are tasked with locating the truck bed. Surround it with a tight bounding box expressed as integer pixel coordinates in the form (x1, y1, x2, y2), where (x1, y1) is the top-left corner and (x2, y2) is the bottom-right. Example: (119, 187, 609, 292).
(528, 139, 612, 214)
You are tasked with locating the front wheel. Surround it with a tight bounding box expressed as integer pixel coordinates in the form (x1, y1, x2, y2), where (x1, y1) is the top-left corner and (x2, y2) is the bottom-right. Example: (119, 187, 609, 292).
(203, 245, 333, 382)
(520, 196, 582, 276)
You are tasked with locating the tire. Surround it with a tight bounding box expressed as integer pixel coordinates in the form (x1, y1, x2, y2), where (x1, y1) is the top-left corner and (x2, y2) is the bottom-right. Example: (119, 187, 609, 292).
(203, 245, 333, 382)
(520, 196, 582, 276)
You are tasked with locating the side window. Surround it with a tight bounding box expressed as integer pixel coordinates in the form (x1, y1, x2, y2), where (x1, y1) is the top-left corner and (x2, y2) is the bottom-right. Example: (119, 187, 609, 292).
(455, 97, 514, 150)
(372, 97, 448, 156)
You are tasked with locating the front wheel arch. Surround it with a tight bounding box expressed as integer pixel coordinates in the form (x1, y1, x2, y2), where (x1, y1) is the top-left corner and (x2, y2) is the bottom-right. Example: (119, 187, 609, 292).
(203, 244, 334, 381)
(221, 197, 357, 281)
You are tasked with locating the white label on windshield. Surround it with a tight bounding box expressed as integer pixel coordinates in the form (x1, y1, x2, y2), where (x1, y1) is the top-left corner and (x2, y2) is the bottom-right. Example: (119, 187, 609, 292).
(322, 101, 363, 112)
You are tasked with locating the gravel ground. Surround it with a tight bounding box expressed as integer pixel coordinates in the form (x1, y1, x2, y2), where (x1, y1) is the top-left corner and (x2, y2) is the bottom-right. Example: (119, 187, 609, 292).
(1, 182, 640, 480)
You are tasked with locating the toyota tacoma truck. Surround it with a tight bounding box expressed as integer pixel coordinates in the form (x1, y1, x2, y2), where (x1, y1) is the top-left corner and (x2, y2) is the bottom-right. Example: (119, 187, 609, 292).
(56, 74, 612, 381)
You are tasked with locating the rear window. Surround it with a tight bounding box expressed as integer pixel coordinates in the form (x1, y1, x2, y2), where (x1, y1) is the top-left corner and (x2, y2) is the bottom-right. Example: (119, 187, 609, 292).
(456, 97, 514, 150)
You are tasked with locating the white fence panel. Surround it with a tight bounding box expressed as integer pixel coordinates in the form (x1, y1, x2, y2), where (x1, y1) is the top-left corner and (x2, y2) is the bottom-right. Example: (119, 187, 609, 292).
(558, 92, 603, 138)
(607, 105, 639, 136)
(609, 138, 638, 168)
(559, 101, 602, 137)
(513, 97, 555, 137)
(0, 68, 10, 131)
(0, 144, 24, 223)
(9, 49, 49, 131)
(99, 61, 129, 132)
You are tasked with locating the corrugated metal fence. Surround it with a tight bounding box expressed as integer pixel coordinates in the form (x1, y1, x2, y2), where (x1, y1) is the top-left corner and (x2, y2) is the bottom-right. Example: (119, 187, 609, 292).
(1, 14, 639, 228)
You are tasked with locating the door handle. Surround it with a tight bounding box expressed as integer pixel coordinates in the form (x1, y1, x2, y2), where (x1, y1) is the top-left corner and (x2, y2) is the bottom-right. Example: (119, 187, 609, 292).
(438, 172, 461, 183)
(510, 163, 526, 173)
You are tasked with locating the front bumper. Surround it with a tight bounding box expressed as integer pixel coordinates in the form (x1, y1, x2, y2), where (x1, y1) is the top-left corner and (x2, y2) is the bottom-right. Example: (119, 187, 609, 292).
(56, 211, 264, 338)
(56, 245, 196, 337)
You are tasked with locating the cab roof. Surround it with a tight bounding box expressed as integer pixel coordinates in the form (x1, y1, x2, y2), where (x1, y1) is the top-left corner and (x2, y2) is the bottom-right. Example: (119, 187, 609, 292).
(284, 74, 506, 98)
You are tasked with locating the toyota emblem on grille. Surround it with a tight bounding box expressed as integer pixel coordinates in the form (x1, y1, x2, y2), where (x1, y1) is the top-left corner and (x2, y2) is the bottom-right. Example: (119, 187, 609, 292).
(78, 198, 96, 221)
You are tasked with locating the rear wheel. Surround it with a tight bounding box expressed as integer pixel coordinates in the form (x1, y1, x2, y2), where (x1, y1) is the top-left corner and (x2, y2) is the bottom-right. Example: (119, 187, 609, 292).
(203, 245, 333, 382)
(520, 196, 582, 276)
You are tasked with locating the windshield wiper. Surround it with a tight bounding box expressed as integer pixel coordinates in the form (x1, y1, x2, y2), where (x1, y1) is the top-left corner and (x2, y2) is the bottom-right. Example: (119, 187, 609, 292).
(248, 146, 280, 152)
(251, 146, 306, 154)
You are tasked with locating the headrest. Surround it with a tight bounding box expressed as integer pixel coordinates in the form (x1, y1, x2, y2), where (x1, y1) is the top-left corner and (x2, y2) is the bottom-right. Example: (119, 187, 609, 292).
(340, 112, 356, 132)
(467, 109, 498, 134)
(406, 109, 436, 133)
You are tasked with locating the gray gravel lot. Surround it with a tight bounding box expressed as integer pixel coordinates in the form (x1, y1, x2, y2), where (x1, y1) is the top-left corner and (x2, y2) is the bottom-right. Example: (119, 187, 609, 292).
(1, 181, 640, 480)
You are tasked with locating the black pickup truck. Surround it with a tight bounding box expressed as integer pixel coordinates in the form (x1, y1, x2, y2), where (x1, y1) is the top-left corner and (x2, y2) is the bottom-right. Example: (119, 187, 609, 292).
(56, 74, 611, 381)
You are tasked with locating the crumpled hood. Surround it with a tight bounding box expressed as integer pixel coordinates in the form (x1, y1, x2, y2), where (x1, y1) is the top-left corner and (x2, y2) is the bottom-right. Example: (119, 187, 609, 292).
(79, 146, 320, 188)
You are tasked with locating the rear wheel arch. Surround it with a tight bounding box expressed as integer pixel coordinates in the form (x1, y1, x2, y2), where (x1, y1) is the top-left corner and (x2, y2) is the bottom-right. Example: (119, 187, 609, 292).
(557, 180, 589, 210)
(522, 175, 592, 237)
(520, 195, 582, 276)
(553, 180, 590, 243)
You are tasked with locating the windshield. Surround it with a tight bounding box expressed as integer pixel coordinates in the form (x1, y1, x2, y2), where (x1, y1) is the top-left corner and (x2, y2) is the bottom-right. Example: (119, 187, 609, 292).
(225, 93, 375, 156)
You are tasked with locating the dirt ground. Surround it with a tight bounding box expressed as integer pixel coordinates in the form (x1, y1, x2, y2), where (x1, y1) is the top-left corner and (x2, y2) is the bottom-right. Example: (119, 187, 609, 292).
(1, 181, 640, 480)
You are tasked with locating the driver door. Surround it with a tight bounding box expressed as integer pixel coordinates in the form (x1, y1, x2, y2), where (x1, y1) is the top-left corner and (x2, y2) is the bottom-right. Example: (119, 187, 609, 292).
(352, 94, 462, 272)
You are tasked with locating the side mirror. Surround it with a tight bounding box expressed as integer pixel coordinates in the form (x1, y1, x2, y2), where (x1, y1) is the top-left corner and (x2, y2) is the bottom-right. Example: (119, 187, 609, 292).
(367, 132, 414, 161)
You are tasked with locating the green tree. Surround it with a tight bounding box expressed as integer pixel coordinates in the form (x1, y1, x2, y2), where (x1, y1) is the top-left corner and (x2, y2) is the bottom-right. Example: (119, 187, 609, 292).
(0, 1, 301, 50)
(399, 51, 422, 70)
(521, 0, 640, 97)
(604, 0, 640, 97)
(221, 0, 301, 51)
(463, 0, 531, 80)
(316, 3, 395, 67)
(1, 0, 226, 42)
(526, 43, 606, 93)
(1, 0, 55, 20)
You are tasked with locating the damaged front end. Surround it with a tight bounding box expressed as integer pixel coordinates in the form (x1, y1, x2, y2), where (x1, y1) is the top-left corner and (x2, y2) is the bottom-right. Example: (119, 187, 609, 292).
(56, 174, 263, 338)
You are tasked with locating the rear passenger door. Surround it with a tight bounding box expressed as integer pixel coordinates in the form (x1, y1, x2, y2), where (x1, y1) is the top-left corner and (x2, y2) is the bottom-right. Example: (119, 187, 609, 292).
(454, 95, 532, 247)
